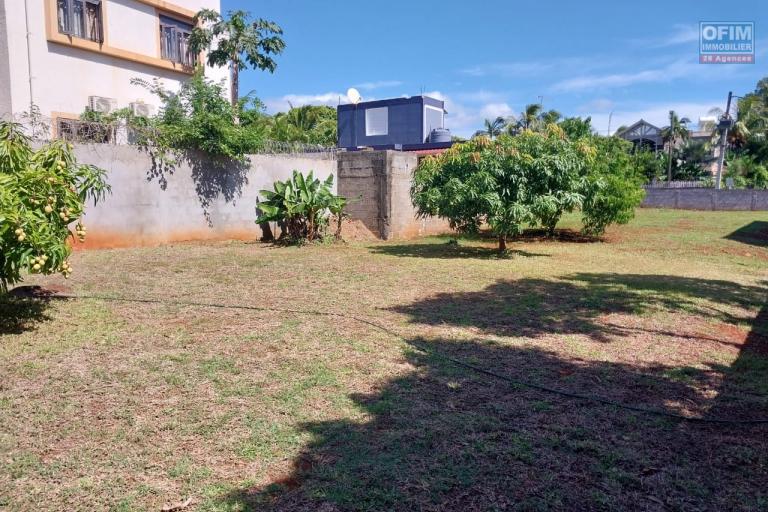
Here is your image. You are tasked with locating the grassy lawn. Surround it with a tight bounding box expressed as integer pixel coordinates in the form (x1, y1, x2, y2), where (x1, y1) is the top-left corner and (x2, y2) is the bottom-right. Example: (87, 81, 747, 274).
(1, 208, 767, 511)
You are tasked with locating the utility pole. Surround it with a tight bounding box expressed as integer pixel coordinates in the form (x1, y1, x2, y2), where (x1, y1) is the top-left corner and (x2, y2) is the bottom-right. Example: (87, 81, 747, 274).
(607, 112, 613, 136)
(714, 91, 733, 190)
(667, 110, 674, 182)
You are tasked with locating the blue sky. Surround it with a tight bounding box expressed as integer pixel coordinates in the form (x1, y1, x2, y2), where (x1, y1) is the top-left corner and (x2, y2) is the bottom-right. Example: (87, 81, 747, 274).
(223, 0, 765, 137)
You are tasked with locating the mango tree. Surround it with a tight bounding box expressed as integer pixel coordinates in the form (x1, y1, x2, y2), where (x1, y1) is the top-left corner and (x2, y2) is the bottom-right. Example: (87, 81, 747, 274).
(411, 127, 596, 251)
(0, 121, 110, 294)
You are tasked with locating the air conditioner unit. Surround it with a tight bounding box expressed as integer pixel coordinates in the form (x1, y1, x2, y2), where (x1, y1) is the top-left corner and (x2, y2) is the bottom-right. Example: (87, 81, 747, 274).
(88, 96, 118, 114)
(129, 102, 154, 118)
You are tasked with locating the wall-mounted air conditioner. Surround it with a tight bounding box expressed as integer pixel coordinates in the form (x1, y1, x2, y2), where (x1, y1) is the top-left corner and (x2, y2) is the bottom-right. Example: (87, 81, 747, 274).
(129, 102, 154, 118)
(88, 96, 118, 114)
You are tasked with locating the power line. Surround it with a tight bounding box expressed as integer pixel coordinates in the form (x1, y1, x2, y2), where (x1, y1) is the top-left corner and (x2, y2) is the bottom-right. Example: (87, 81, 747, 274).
(58, 293, 768, 426)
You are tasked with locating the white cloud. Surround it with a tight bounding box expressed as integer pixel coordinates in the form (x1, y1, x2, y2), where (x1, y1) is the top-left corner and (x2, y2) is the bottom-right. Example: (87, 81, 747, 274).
(479, 103, 514, 119)
(577, 98, 615, 112)
(628, 24, 699, 48)
(454, 90, 509, 103)
(264, 92, 347, 112)
(584, 101, 723, 135)
(550, 58, 745, 93)
(460, 61, 553, 77)
(353, 80, 403, 90)
(459, 57, 612, 78)
(424, 90, 517, 137)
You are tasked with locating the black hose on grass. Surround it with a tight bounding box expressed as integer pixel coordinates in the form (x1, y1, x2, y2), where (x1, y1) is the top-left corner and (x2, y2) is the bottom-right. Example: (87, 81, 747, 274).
(63, 293, 768, 426)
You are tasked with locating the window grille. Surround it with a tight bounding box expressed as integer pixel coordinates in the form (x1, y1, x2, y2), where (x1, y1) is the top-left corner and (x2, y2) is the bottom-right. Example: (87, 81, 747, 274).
(57, 0, 102, 43)
(159, 15, 196, 66)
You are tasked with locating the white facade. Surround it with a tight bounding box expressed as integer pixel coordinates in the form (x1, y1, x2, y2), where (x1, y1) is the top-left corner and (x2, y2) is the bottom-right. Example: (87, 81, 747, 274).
(0, 0, 229, 128)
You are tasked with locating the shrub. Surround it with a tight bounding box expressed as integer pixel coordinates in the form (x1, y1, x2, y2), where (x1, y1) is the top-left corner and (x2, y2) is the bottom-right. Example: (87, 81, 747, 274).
(725, 155, 768, 189)
(632, 150, 666, 183)
(255, 170, 346, 242)
(130, 71, 265, 161)
(0, 121, 110, 293)
(581, 137, 646, 236)
(412, 127, 595, 251)
(412, 129, 646, 248)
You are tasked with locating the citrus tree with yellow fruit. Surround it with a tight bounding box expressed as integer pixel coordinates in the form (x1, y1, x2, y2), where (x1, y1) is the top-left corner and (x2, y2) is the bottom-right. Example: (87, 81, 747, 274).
(0, 121, 110, 294)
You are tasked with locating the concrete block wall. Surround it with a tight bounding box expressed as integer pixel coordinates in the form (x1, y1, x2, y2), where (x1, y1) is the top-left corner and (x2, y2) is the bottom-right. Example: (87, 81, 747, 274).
(72, 144, 337, 248)
(337, 150, 452, 240)
(642, 188, 768, 211)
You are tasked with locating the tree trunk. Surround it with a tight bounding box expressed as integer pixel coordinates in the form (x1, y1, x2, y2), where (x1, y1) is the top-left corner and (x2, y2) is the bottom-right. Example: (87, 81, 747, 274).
(335, 216, 343, 241)
(230, 60, 239, 108)
(259, 222, 274, 242)
(667, 136, 673, 181)
(498, 235, 507, 252)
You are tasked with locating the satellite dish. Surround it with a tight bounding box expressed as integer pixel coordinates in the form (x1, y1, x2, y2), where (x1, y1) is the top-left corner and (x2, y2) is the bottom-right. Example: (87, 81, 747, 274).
(346, 87, 362, 105)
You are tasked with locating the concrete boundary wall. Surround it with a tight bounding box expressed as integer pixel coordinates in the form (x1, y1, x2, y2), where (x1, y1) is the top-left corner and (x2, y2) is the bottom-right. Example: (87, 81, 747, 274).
(337, 150, 452, 240)
(642, 188, 768, 211)
(72, 144, 336, 249)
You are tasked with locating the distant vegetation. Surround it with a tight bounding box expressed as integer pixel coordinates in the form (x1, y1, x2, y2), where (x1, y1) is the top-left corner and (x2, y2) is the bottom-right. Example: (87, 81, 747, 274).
(473, 75, 768, 188)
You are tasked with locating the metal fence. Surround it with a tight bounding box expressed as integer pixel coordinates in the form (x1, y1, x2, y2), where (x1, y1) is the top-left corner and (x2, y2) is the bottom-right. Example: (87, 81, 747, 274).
(8, 110, 338, 157)
(644, 180, 713, 189)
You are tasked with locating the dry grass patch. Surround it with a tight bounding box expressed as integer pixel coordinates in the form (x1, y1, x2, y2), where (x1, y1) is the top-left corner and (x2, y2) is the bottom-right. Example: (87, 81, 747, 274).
(1, 209, 767, 511)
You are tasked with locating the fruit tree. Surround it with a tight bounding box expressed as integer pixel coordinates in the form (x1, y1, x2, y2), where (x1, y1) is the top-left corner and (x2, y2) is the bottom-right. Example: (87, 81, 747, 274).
(0, 121, 110, 294)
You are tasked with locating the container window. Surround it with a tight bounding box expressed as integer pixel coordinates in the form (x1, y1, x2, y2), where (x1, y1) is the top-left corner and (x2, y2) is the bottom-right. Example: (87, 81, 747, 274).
(365, 107, 388, 136)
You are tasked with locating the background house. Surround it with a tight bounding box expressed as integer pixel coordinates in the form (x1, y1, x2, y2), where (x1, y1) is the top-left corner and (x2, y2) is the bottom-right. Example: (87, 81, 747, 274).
(0, 0, 229, 137)
(615, 120, 664, 152)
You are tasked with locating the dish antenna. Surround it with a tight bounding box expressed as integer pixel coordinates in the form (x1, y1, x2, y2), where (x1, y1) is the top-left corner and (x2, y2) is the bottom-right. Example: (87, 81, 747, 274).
(346, 87, 362, 105)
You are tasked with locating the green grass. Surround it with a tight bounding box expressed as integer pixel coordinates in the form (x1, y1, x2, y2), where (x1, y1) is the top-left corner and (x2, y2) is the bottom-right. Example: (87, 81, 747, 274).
(1, 209, 767, 511)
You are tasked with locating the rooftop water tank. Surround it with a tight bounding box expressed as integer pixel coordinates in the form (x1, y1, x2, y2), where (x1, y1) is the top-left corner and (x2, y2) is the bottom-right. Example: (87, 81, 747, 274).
(429, 128, 451, 143)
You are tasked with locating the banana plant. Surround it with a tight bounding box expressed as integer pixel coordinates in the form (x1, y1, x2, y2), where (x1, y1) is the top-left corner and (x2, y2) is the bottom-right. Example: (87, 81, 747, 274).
(256, 170, 345, 242)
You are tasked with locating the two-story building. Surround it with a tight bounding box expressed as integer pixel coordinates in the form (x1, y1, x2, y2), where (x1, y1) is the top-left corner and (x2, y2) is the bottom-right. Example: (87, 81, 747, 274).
(0, 0, 229, 136)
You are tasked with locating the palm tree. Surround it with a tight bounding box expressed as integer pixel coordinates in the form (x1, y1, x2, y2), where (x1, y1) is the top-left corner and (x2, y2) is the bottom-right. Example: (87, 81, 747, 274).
(540, 109, 562, 125)
(661, 111, 691, 181)
(520, 103, 543, 130)
(191, 9, 285, 108)
(474, 117, 507, 139)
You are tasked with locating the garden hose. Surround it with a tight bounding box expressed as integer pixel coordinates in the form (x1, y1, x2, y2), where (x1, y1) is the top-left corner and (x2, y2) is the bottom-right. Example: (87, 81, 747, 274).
(61, 293, 768, 426)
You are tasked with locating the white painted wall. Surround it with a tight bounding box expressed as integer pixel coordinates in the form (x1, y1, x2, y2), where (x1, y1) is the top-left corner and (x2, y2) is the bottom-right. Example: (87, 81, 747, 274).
(106, 0, 159, 58)
(67, 144, 338, 248)
(1, 0, 230, 121)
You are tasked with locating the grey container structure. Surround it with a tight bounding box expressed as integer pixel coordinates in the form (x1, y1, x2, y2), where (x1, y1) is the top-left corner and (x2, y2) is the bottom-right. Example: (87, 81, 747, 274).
(337, 95, 449, 150)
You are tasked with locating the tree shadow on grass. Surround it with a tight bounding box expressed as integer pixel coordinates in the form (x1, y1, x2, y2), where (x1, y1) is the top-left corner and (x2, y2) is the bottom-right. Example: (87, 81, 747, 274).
(218, 338, 768, 511)
(0, 287, 56, 334)
(212, 273, 768, 511)
(388, 274, 766, 343)
(370, 243, 550, 260)
(725, 221, 768, 249)
(370, 229, 599, 260)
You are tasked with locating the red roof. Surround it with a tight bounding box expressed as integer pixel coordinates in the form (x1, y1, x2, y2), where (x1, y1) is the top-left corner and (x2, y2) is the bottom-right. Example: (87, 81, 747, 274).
(408, 148, 450, 157)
